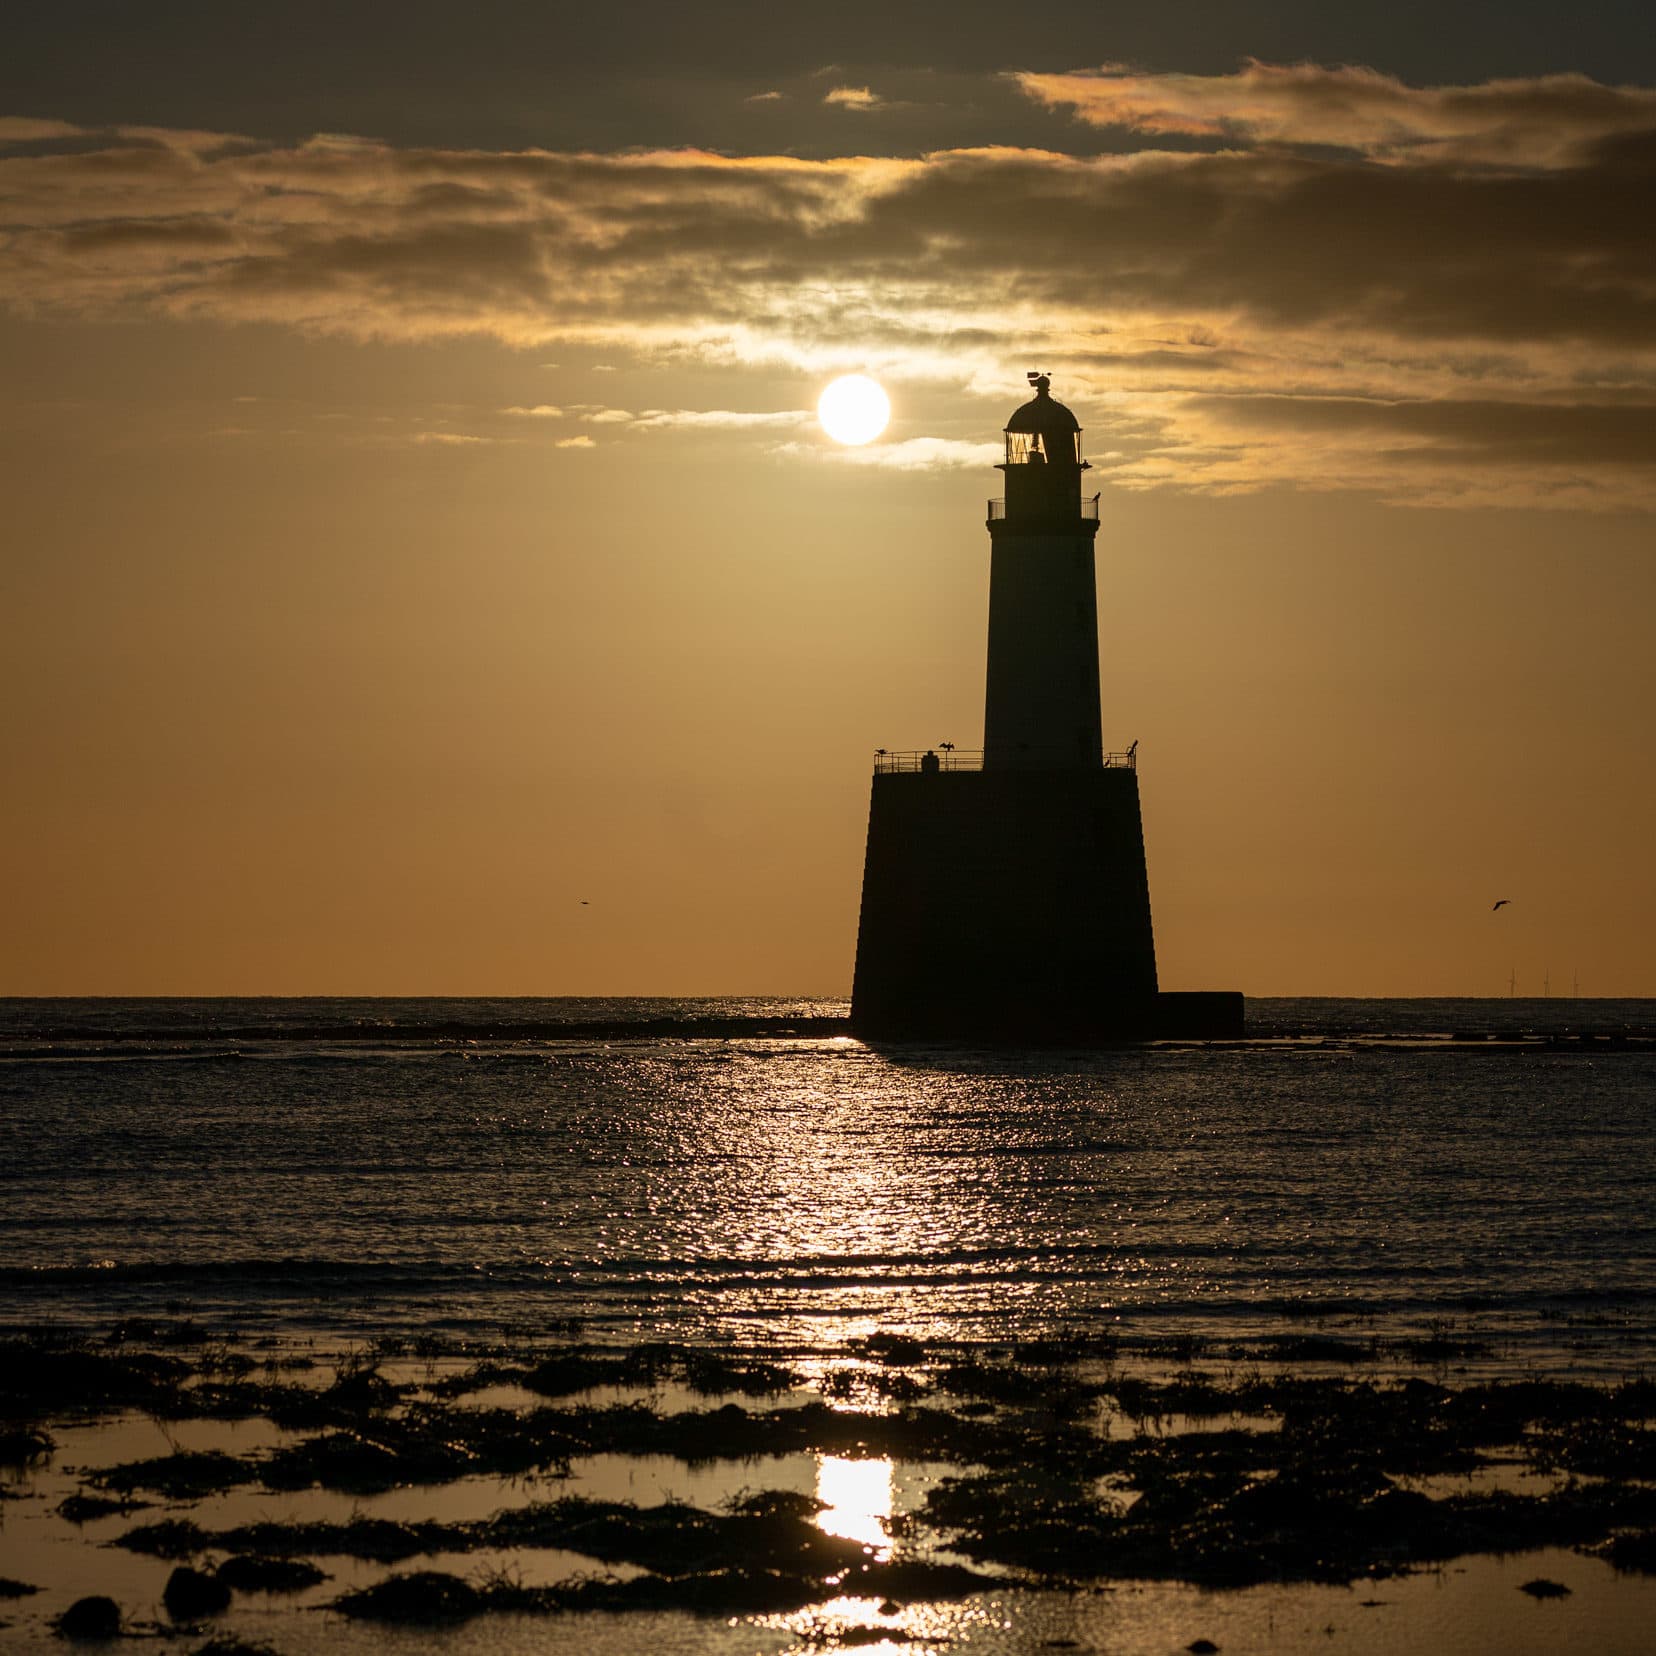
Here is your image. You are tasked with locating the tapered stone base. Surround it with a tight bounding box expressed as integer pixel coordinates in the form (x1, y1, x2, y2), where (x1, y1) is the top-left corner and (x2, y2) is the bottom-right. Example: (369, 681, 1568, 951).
(850, 767, 1240, 1041)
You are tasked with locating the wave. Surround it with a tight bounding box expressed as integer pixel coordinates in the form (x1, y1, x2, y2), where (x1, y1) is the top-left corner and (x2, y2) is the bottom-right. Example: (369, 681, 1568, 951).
(6, 1254, 1653, 1309)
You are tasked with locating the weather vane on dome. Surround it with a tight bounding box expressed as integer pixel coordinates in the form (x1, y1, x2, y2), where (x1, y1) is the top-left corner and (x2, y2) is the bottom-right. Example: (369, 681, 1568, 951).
(1027, 371, 1052, 395)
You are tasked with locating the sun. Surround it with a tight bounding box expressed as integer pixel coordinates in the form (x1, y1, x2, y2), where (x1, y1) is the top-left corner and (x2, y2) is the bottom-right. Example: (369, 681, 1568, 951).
(817, 374, 890, 445)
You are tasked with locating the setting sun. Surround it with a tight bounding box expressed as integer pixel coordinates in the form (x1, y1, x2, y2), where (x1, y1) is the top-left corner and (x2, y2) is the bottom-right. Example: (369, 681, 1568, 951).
(817, 374, 890, 445)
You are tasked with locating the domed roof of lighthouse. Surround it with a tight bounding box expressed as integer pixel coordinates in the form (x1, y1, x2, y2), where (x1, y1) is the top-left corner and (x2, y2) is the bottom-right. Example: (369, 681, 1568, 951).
(1005, 373, 1081, 435)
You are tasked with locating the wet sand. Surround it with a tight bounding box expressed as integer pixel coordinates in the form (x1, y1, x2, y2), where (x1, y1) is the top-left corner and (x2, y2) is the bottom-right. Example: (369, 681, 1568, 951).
(5, 1323, 1656, 1653)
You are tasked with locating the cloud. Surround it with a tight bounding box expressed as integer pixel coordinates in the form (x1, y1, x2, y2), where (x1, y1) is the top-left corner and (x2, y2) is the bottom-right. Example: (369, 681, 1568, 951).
(745, 91, 785, 104)
(0, 116, 84, 144)
(1016, 62, 1656, 167)
(630, 407, 812, 430)
(2, 78, 1654, 508)
(780, 436, 1001, 470)
(555, 434, 596, 448)
(836, 436, 1002, 470)
(823, 86, 881, 111)
(1185, 393, 1656, 469)
(502, 403, 565, 417)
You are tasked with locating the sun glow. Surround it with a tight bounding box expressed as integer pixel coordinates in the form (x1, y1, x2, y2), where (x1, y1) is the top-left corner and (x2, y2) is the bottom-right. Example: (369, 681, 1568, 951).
(815, 1454, 894, 1555)
(817, 374, 891, 445)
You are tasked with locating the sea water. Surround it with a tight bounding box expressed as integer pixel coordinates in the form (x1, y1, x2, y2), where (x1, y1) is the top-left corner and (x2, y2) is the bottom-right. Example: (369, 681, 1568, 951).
(4, 997, 1654, 1374)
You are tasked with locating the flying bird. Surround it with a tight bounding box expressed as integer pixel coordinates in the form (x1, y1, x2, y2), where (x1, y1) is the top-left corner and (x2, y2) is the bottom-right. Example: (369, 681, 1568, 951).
(1492, 899, 1511, 911)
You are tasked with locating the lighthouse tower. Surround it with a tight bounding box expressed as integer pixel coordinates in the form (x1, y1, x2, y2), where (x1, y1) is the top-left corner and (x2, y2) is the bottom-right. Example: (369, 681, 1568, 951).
(985, 376, 1104, 770)
(848, 375, 1240, 1041)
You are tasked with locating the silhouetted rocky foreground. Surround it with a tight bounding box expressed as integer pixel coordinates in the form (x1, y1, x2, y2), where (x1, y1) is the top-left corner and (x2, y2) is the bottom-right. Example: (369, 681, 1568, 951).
(6, 1323, 1656, 1632)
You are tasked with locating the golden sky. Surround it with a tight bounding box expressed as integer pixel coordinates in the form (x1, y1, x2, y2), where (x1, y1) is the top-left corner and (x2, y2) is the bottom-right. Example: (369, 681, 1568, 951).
(3, 6, 1653, 995)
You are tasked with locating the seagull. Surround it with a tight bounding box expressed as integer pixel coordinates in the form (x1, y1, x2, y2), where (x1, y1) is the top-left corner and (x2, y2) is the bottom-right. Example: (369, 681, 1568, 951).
(939, 741, 955, 752)
(580, 900, 590, 906)
(1492, 899, 1511, 911)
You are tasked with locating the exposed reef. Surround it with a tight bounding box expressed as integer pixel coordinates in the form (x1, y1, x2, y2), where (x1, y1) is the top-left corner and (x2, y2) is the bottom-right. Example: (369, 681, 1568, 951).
(7, 1325, 1656, 1629)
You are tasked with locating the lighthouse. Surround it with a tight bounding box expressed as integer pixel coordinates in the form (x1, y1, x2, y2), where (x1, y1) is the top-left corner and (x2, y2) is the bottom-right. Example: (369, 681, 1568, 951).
(848, 376, 1241, 1041)
(984, 375, 1104, 771)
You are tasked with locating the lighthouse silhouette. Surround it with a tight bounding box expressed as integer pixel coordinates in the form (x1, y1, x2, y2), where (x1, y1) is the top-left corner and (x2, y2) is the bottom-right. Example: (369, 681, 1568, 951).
(849, 375, 1242, 1041)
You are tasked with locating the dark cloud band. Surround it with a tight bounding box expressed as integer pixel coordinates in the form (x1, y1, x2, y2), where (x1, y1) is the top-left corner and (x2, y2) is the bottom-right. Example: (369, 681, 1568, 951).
(3, 72, 1652, 506)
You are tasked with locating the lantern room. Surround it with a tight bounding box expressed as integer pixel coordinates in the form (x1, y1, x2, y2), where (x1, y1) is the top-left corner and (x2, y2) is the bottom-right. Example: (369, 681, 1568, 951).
(998, 373, 1090, 522)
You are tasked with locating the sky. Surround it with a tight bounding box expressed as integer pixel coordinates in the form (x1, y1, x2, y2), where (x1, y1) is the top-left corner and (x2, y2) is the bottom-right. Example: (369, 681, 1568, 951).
(2, 1, 1653, 997)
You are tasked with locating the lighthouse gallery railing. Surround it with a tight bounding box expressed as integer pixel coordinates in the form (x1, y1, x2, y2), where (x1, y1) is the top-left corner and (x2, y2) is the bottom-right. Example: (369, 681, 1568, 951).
(986, 494, 1101, 521)
(872, 748, 1136, 775)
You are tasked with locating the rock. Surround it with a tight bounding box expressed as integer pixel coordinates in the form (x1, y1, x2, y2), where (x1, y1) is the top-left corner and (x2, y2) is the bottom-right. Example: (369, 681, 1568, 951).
(1518, 1577, 1571, 1599)
(55, 1595, 122, 1639)
(1188, 1642, 1221, 1654)
(164, 1565, 233, 1621)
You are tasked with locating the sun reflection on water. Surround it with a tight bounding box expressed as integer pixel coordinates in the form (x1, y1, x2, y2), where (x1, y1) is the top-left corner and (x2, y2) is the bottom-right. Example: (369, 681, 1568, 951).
(815, 1453, 893, 1557)
(762, 1594, 996, 1656)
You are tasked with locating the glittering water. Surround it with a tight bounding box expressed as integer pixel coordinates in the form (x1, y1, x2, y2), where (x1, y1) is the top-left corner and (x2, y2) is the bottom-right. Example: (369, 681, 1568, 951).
(3, 998, 1655, 1372)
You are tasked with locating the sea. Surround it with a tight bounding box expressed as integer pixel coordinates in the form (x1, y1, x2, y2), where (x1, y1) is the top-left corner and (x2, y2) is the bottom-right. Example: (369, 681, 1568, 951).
(4, 996, 1655, 1377)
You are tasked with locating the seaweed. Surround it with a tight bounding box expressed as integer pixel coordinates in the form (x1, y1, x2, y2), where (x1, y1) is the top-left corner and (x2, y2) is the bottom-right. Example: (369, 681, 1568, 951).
(260, 1364, 406, 1430)
(0, 1338, 188, 1417)
(1532, 1420, 1656, 1481)
(935, 1357, 1090, 1413)
(0, 1424, 54, 1464)
(426, 1360, 526, 1398)
(331, 1553, 991, 1626)
(333, 1571, 482, 1625)
(923, 1443, 1656, 1588)
(1598, 1530, 1656, 1575)
(214, 1555, 328, 1593)
(516, 1342, 802, 1401)
(851, 1334, 928, 1366)
(822, 1367, 930, 1405)
(118, 1514, 447, 1564)
(1518, 1577, 1571, 1598)
(93, 1448, 258, 1500)
(260, 1430, 442, 1494)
